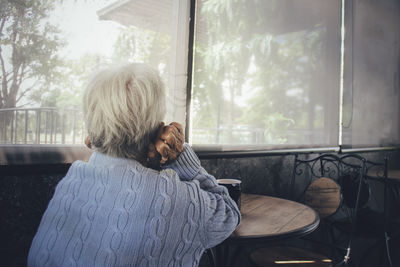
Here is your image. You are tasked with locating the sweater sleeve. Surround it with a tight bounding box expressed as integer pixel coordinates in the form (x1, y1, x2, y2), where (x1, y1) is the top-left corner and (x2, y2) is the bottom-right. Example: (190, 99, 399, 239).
(163, 143, 202, 181)
(163, 143, 241, 248)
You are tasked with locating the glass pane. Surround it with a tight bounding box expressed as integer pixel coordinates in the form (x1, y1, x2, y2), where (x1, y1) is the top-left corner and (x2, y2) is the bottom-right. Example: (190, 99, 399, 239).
(191, 0, 341, 148)
(342, 0, 400, 147)
(0, 0, 186, 145)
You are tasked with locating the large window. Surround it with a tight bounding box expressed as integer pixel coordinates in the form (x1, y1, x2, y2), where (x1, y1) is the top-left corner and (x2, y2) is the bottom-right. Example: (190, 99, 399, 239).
(0, 0, 399, 152)
(191, 0, 341, 148)
(341, 0, 400, 148)
(0, 0, 188, 145)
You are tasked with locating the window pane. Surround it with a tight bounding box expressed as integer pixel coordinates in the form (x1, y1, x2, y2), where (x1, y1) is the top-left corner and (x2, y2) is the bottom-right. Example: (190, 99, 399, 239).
(0, 0, 188, 145)
(191, 0, 341, 148)
(342, 0, 400, 147)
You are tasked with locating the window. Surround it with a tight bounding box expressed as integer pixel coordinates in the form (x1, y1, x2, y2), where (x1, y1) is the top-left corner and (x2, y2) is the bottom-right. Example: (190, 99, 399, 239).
(0, 0, 189, 145)
(191, 0, 341, 148)
(0, 0, 399, 153)
(341, 0, 400, 148)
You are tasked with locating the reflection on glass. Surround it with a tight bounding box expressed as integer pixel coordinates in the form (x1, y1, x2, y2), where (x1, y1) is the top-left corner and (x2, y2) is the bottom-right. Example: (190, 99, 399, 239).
(341, 0, 400, 147)
(191, 0, 341, 147)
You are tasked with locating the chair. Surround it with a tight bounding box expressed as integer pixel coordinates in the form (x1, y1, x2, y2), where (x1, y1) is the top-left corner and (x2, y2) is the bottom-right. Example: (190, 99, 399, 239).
(339, 157, 399, 267)
(330, 154, 370, 266)
(250, 153, 373, 267)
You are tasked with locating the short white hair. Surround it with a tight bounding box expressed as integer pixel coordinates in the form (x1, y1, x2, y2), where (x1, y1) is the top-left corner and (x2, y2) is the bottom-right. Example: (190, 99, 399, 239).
(83, 63, 166, 159)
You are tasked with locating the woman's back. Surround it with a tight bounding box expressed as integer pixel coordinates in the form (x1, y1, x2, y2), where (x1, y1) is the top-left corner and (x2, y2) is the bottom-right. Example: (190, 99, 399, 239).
(28, 64, 240, 266)
(28, 145, 239, 267)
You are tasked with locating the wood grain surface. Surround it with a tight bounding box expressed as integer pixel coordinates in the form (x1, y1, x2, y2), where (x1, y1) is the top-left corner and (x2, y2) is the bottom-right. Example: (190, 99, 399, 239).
(304, 178, 341, 218)
(231, 194, 319, 239)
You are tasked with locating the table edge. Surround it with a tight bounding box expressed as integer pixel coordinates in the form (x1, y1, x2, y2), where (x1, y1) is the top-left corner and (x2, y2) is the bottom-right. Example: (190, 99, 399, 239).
(226, 194, 320, 245)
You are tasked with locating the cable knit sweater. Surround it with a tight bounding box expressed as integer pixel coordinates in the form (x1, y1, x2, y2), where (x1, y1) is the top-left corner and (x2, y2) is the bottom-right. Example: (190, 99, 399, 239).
(28, 143, 240, 267)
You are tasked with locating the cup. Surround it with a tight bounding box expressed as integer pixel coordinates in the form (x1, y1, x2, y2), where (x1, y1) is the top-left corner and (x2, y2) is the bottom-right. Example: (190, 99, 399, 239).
(217, 179, 242, 209)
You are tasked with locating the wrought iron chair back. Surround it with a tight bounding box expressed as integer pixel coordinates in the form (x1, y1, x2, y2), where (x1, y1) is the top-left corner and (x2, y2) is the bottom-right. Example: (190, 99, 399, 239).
(339, 154, 371, 213)
(288, 153, 376, 266)
(289, 153, 372, 214)
(250, 153, 385, 267)
(289, 154, 343, 219)
(362, 157, 397, 267)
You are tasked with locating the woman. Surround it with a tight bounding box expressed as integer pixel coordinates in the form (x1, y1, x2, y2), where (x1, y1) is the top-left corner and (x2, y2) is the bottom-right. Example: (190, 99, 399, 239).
(28, 63, 240, 267)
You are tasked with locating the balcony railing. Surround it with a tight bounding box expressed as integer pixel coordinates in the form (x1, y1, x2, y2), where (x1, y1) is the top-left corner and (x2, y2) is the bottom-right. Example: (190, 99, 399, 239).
(1, 107, 327, 146)
(0, 107, 85, 145)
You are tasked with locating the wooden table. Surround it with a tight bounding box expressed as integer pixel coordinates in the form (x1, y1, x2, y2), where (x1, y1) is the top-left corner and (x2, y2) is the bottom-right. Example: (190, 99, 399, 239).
(214, 193, 319, 266)
(228, 193, 320, 244)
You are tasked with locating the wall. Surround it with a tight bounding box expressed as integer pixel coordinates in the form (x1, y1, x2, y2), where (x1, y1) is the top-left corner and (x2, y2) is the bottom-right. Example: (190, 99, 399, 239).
(1, 173, 64, 267)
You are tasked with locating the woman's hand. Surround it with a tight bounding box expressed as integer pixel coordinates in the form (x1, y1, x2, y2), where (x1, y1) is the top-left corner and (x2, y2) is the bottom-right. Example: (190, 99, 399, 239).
(85, 136, 92, 149)
(147, 122, 184, 168)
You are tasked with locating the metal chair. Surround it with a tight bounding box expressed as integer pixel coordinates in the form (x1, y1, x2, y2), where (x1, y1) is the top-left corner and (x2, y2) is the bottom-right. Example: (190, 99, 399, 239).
(332, 154, 370, 266)
(340, 157, 398, 267)
(250, 154, 343, 267)
(323, 154, 393, 266)
(250, 153, 374, 267)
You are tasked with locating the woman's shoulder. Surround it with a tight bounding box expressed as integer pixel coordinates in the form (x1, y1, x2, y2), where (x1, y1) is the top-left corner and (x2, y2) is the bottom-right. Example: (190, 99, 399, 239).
(66, 159, 190, 191)
(159, 168, 178, 178)
(63, 160, 87, 177)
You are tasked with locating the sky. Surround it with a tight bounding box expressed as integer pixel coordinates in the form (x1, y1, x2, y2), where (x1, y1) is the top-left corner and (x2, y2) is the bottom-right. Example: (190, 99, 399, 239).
(13, 0, 122, 106)
(48, 0, 121, 60)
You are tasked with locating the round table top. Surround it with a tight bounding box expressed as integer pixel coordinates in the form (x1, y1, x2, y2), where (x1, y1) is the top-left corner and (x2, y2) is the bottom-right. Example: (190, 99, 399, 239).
(228, 194, 319, 244)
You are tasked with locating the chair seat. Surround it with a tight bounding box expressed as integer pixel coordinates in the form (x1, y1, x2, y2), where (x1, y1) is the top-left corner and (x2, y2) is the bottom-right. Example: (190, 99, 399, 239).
(250, 246, 333, 267)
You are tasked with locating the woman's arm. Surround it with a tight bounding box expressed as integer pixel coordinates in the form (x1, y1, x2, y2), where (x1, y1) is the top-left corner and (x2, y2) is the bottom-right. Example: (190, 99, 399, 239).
(164, 143, 241, 248)
(149, 122, 240, 247)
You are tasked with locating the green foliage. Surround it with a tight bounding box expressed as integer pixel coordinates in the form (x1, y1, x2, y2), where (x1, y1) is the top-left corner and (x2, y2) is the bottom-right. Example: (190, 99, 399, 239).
(34, 9, 171, 110)
(112, 26, 171, 71)
(0, 0, 65, 108)
(40, 53, 106, 108)
(192, 0, 327, 144)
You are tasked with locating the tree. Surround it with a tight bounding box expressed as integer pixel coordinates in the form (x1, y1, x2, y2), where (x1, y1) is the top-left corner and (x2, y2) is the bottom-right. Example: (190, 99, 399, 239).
(40, 53, 106, 109)
(112, 25, 171, 80)
(0, 0, 64, 109)
(192, 0, 328, 144)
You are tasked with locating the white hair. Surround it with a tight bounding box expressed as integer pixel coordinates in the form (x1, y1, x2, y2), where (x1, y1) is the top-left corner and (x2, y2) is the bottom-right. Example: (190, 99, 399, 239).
(83, 63, 166, 159)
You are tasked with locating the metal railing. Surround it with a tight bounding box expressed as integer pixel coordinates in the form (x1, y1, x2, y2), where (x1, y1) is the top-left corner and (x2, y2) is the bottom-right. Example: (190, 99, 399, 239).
(0, 107, 85, 145)
(1, 107, 328, 146)
(192, 126, 266, 144)
(191, 127, 327, 145)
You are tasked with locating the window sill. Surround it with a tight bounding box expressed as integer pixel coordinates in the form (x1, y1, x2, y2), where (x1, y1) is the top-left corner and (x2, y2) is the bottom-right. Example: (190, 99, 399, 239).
(1, 144, 340, 165)
(1, 144, 398, 165)
(0, 144, 93, 165)
(192, 144, 340, 159)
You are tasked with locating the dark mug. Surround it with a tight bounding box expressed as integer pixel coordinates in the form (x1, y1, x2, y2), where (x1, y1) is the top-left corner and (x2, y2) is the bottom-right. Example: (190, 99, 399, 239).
(217, 179, 242, 209)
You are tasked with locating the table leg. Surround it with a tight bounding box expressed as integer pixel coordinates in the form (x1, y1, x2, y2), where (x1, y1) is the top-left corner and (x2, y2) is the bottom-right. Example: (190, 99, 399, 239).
(214, 243, 246, 267)
(214, 243, 227, 267)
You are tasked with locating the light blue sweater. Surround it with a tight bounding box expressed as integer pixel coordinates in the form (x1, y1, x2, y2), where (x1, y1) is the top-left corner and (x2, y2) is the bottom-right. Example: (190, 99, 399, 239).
(28, 143, 240, 267)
